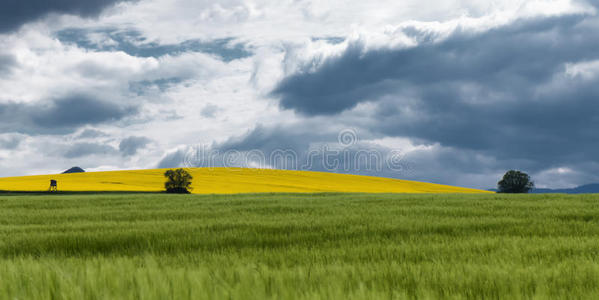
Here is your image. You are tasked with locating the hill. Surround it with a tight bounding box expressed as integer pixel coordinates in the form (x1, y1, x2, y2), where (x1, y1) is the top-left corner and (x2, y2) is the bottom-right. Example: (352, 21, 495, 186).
(0, 168, 490, 194)
(62, 166, 85, 174)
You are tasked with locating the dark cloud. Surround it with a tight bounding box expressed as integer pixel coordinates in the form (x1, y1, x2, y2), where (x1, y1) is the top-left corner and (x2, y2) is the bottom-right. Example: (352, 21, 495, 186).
(33, 96, 137, 130)
(56, 28, 252, 61)
(64, 142, 117, 158)
(370, 78, 599, 168)
(268, 13, 599, 187)
(119, 136, 151, 156)
(0, 95, 138, 134)
(0, 0, 134, 33)
(273, 15, 598, 115)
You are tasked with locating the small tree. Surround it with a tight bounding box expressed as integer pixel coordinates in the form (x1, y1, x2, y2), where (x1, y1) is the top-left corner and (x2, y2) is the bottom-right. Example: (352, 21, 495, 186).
(164, 168, 193, 193)
(497, 170, 534, 193)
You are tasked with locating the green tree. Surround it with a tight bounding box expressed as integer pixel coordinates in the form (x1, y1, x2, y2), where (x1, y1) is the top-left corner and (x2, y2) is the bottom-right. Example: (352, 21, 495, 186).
(164, 168, 193, 193)
(497, 170, 534, 193)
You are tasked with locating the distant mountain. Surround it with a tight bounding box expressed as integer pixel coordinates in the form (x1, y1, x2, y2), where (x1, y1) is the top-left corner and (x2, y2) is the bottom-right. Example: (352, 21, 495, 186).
(489, 184, 599, 194)
(62, 166, 85, 174)
(530, 184, 599, 194)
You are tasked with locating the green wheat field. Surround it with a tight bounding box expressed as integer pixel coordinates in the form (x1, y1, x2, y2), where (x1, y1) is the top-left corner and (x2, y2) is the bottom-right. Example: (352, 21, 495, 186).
(1, 193, 599, 299)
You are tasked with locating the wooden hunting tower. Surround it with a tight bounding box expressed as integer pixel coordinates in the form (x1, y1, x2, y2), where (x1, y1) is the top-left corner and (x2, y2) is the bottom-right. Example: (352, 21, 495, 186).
(49, 179, 57, 192)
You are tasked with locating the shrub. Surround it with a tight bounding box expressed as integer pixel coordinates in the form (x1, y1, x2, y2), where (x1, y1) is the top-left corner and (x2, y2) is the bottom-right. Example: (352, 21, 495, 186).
(164, 168, 193, 193)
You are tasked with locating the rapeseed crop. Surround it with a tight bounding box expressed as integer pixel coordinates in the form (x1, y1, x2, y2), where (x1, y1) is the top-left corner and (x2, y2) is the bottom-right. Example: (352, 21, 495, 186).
(0, 168, 489, 194)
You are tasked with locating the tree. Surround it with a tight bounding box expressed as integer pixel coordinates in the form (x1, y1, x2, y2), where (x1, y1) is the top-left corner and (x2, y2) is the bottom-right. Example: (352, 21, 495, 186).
(164, 168, 193, 193)
(497, 170, 534, 193)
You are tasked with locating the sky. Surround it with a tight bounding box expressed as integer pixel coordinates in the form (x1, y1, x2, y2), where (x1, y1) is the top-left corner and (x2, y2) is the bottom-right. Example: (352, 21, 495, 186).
(1, 0, 599, 189)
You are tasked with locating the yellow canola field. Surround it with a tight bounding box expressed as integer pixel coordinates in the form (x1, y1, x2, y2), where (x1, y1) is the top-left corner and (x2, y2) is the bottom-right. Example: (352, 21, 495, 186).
(0, 168, 492, 194)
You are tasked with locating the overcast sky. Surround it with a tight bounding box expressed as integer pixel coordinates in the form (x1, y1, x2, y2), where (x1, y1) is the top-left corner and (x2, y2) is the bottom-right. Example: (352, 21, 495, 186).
(1, 0, 598, 189)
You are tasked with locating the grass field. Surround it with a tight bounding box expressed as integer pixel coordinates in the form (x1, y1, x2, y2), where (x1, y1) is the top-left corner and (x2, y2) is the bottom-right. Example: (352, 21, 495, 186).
(1, 193, 599, 299)
(0, 168, 489, 194)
